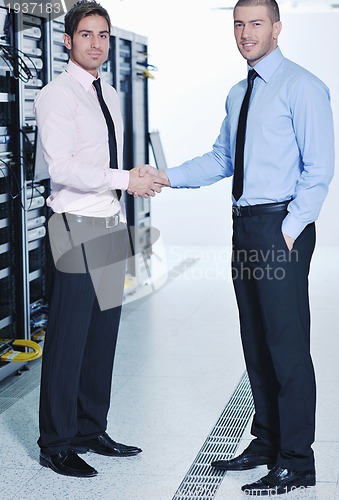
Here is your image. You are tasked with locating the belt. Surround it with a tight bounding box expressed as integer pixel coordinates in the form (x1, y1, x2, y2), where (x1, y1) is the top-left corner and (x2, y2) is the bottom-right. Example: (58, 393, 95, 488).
(232, 201, 290, 217)
(64, 212, 120, 229)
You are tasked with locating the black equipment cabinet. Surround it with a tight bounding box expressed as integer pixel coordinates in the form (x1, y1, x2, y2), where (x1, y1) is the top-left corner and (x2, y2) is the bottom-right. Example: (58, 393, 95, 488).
(110, 28, 152, 287)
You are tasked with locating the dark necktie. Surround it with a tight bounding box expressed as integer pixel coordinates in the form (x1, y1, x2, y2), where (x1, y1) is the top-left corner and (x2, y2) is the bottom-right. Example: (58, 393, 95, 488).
(232, 69, 258, 201)
(93, 78, 121, 200)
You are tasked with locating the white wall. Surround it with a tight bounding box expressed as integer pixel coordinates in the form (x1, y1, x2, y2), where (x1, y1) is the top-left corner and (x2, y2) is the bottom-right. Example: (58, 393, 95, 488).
(279, 12, 339, 247)
(102, 0, 339, 247)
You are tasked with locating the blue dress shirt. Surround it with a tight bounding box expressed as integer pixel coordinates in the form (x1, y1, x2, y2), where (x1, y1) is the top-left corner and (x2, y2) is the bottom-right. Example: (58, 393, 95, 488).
(166, 47, 335, 239)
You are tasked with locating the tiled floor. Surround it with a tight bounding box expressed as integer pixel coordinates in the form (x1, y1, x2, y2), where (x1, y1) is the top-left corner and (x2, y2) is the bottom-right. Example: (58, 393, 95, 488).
(0, 245, 338, 499)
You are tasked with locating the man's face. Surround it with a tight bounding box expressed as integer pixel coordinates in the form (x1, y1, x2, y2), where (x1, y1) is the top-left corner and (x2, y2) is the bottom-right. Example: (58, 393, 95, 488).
(233, 5, 282, 66)
(64, 14, 110, 77)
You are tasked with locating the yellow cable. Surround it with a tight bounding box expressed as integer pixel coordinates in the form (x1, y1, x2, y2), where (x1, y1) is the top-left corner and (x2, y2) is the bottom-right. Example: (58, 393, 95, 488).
(142, 69, 155, 79)
(0, 339, 42, 362)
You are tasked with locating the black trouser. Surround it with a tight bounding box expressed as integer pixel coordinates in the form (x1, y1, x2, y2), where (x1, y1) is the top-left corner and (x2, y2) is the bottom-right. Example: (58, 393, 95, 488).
(38, 214, 128, 455)
(232, 209, 316, 471)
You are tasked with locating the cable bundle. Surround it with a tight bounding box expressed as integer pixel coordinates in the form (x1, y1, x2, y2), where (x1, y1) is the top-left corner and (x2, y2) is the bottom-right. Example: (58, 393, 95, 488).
(0, 339, 42, 362)
(0, 43, 35, 82)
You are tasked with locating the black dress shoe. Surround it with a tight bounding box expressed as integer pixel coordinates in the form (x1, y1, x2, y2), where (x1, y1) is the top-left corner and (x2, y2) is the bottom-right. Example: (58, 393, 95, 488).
(241, 466, 316, 495)
(211, 447, 276, 471)
(72, 432, 142, 457)
(40, 450, 98, 477)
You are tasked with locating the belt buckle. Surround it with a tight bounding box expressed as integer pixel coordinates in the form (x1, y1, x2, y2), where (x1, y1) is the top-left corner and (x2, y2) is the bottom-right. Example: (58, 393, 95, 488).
(105, 214, 119, 228)
(233, 206, 241, 217)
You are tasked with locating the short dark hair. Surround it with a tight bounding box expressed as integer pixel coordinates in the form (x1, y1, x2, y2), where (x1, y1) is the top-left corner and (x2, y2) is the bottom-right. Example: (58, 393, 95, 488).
(64, 0, 111, 39)
(234, 0, 280, 23)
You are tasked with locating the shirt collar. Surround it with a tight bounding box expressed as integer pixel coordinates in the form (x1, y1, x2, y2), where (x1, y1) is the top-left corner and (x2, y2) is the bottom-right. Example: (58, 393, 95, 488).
(66, 59, 100, 92)
(248, 47, 284, 83)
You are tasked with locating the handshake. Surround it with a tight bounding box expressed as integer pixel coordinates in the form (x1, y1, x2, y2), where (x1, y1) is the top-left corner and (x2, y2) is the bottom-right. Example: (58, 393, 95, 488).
(127, 164, 170, 198)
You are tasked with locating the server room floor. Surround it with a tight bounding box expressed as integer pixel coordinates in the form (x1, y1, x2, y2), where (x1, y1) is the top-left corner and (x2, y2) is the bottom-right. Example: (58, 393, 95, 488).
(0, 245, 338, 500)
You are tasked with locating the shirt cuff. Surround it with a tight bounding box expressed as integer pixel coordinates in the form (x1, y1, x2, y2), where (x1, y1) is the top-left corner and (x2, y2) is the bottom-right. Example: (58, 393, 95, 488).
(281, 212, 307, 240)
(110, 169, 130, 191)
(166, 167, 189, 188)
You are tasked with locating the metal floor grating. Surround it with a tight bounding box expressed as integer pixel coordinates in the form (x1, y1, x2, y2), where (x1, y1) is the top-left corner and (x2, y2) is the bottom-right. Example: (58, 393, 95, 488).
(0, 359, 42, 415)
(172, 371, 254, 500)
(167, 258, 200, 281)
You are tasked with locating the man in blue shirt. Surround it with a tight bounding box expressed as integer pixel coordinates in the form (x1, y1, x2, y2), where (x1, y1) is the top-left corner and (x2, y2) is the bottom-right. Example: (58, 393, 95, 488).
(141, 0, 335, 495)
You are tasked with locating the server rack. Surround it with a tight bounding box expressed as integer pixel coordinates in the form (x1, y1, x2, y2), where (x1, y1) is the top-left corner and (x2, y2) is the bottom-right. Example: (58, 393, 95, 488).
(0, 4, 23, 378)
(16, 10, 51, 349)
(50, 15, 68, 79)
(111, 28, 151, 286)
(0, 4, 51, 380)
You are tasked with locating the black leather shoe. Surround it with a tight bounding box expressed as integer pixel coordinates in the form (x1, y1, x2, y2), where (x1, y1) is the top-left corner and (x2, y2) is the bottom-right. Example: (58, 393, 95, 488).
(211, 448, 276, 471)
(241, 466, 316, 495)
(40, 450, 98, 477)
(72, 432, 142, 457)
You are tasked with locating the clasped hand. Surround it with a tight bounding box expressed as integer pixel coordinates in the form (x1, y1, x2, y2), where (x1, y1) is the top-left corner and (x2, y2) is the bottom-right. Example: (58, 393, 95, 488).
(128, 165, 170, 198)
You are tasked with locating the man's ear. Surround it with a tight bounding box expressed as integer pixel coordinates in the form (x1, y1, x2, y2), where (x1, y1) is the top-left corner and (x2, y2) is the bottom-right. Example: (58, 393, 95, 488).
(273, 21, 282, 40)
(64, 33, 72, 50)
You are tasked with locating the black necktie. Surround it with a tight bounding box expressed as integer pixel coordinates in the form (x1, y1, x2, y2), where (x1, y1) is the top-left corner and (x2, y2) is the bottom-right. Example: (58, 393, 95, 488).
(93, 78, 121, 200)
(232, 69, 257, 201)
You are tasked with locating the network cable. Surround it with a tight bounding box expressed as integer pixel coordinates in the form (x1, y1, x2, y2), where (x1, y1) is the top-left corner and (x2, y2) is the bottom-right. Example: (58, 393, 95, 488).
(0, 339, 42, 362)
(0, 158, 25, 205)
(0, 42, 35, 83)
